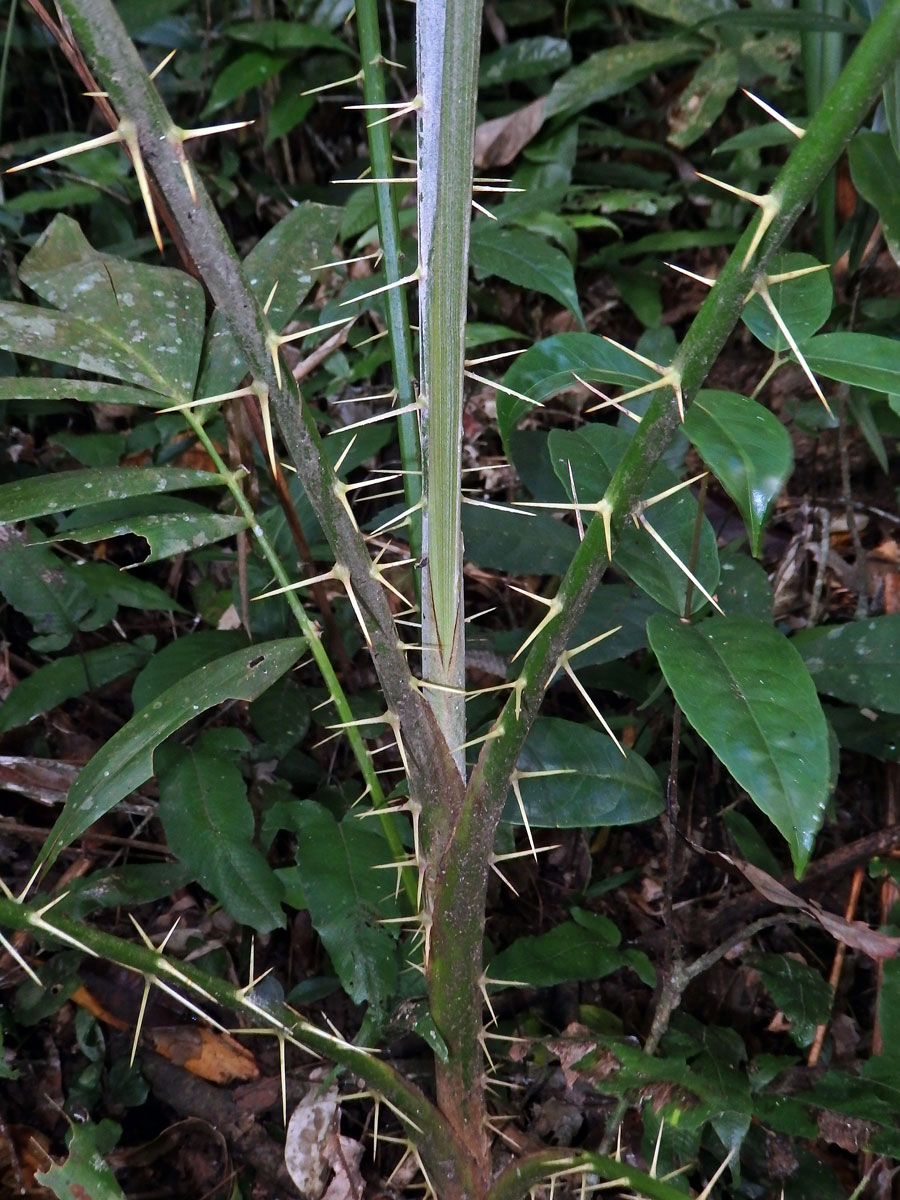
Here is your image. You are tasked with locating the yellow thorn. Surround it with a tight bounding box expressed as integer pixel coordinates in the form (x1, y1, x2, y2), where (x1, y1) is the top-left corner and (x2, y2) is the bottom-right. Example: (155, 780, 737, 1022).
(756, 280, 831, 413)
(638, 513, 724, 615)
(742, 89, 805, 138)
(301, 70, 363, 97)
(118, 119, 162, 251)
(6, 128, 122, 174)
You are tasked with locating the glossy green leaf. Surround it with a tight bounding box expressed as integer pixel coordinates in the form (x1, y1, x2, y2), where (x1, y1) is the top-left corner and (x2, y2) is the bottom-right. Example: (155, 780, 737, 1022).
(197, 201, 342, 395)
(60, 511, 248, 564)
(158, 733, 284, 933)
(202, 50, 290, 116)
(0, 467, 225, 523)
(741, 252, 833, 353)
(752, 953, 833, 1049)
(549, 425, 720, 615)
(0, 642, 152, 733)
(462, 501, 578, 575)
(36, 1120, 124, 1200)
(546, 37, 699, 118)
(498, 332, 658, 448)
(479, 36, 571, 86)
(716, 548, 774, 619)
(469, 223, 585, 327)
(132, 630, 249, 710)
(792, 615, 900, 713)
(849, 131, 900, 265)
(798, 331, 900, 393)
(647, 614, 830, 875)
(684, 390, 793, 556)
(3, 216, 204, 399)
(488, 913, 654, 988)
(276, 800, 401, 1011)
(38, 637, 306, 870)
(505, 717, 663, 827)
(667, 50, 738, 149)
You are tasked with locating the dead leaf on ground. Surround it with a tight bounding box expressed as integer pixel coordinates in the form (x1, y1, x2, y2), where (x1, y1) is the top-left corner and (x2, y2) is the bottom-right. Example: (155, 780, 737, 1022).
(474, 99, 546, 168)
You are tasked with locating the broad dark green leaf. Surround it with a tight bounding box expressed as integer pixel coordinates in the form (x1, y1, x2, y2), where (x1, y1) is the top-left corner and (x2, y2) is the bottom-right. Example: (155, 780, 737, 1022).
(498, 332, 658, 448)
(59, 511, 248, 564)
(849, 132, 900, 266)
(505, 717, 663, 827)
(469, 223, 585, 327)
(548, 425, 720, 615)
(38, 637, 306, 871)
(742, 253, 833, 353)
(197, 202, 342, 396)
(792, 615, 900, 713)
(647, 614, 830, 875)
(800, 331, 900, 393)
(277, 800, 401, 1011)
(158, 733, 284, 933)
(546, 37, 699, 118)
(225, 19, 351, 55)
(488, 914, 654, 988)
(684, 390, 793, 556)
(462, 501, 578, 575)
(0, 642, 152, 733)
(752, 953, 833, 1049)
(3, 215, 204, 399)
(0, 467, 225, 523)
(202, 50, 290, 116)
(479, 37, 571, 86)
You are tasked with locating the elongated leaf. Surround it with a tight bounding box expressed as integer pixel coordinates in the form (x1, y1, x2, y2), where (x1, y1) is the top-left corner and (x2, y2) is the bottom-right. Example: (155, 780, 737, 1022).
(7, 215, 204, 399)
(849, 131, 900, 266)
(684, 390, 793, 556)
(505, 717, 663, 827)
(38, 637, 306, 870)
(202, 50, 290, 116)
(469, 224, 585, 327)
(479, 37, 572, 86)
(275, 800, 401, 1011)
(498, 332, 658, 448)
(0, 642, 153, 734)
(546, 36, 699, 118)
(158, 733, 284, 933)
(742, 253, 833, 353)
(752, 953, 832, 1048)
(0, 467, 225, 523)
(548, 425, 720, 615)
(488, 916, 653, 988)
(667, 50, 738, 149)
(225, 18, 351, 54)
(800, 331, 900, 393)
(793, 614, 900, 713)
(0, 378, 161, 407)
(59, 511, 248, 564)
(647, 614, 830, 874)
(197, 201, 342, 395)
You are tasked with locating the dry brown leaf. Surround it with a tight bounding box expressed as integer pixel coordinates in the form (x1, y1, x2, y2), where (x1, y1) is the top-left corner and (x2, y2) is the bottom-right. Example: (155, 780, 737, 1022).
(474, 98, 546, 168)
(145, 1025, 259, 1085)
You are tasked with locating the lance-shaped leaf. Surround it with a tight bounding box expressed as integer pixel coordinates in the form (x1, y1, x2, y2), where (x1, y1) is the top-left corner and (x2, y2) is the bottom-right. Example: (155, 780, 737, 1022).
(57, 510, 249, 564)
(683, 390, 793, 557)
(469, 223, 586, 329)
(0, 467, 226, 523)
(647, 614, 830, 876)
(38, 638, 306, 871)
(793, 614, 900, 714)
(800, 331, 900, 394)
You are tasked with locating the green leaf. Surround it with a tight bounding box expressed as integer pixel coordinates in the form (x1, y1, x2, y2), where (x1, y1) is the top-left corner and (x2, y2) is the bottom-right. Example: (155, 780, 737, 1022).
(479, 37, 572, 86)
(498, 332, 658, 448)
(36, 1120, 124, 1200)
(0, 467, 225, 523)
(197, 202, 343, 396)
(469, 223, 585, 327)
(792, 615, 900, 713)
(158, 734, 284, 933)
(5, 215, 204, 399)
(849, 131, 900, 266)
(647, 614, 830, 875)
(505, 717, 663, 827)
(58, 510, 248, 564)
(752, 953, 833, 1049)
(684, 390, 793, 556)
(488, 915, 654, 988)
(0, 642, 152, 733)
(0, 528, 114, 651)
(799, 331, 900, 393)
(742, 252, 833, 353)
(38, 637, 306, 871)
(132, 630, 250, 710)
(667, 50, 738, 149)
(548, 425, 720, 615)
(462, 501, 578, 575)
(225, 19, 352, 55)
(546, 36, 699, 118)
(0, 377, 161, 407)
(276, 800, 401, 1011)
(202, 50, 290, 116)
(5, 182, 102, 213)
